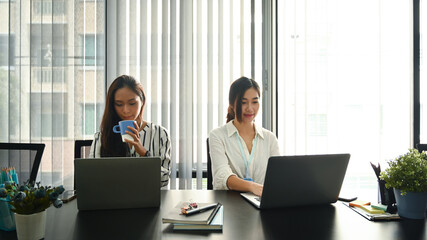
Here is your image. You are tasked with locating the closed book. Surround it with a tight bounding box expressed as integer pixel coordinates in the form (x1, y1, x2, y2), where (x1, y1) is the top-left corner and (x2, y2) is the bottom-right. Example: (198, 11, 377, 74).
(173, 205, 224, 231)
(343, 202, 400, 221)
(162, 202, 222, 225)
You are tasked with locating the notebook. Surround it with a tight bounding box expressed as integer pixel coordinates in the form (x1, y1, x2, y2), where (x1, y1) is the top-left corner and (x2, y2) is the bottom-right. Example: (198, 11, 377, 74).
(162, 202, 222, 225)
(74, 157, 161, 210)
(241, 154, 350, 209)
(343, 202, 400, 221)
(173, 205, 224, 231)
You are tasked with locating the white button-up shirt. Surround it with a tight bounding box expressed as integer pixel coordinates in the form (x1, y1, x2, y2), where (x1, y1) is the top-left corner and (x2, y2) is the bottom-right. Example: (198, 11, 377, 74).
(209, 120, 280, 190)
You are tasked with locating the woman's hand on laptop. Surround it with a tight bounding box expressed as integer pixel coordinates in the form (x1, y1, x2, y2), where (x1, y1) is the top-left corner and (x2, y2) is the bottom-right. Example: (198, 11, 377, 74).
(250, 182, 263, 197)
(227, 176, 263, 196)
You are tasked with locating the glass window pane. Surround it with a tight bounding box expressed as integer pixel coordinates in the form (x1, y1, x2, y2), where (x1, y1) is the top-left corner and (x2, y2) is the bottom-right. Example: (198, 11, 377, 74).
(1, 0, 106, 190)
(0, 35, 14, 66)
(276, 0, 411, 196)
(84, 35, 95, 66)
(84, 104, 95, 136)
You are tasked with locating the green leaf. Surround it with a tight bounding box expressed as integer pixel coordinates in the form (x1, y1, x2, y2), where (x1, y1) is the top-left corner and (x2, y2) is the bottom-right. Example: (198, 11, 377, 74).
(379, 149, 427, 193)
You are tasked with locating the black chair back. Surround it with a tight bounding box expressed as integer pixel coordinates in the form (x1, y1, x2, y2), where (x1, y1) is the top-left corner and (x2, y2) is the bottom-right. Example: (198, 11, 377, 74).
(206, 138, 213, 190)
(416, 143, 427, 153)
(74, 140, 93, 190)
(0, 142, 45, 184)
(75, 140, 93, 159)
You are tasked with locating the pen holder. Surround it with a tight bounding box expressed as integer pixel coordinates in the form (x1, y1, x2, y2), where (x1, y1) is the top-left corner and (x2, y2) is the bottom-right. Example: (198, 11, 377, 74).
(0, 198, 16, 231)
(378, 179, 396, 205)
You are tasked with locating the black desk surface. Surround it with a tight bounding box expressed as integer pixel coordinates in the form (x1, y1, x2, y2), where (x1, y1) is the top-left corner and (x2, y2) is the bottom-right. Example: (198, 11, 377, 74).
(1, 190, 426, 240)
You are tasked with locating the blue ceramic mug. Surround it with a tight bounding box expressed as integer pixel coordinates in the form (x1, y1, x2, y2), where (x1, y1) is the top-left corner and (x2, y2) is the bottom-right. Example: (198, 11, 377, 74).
(113, 120, 136, 142)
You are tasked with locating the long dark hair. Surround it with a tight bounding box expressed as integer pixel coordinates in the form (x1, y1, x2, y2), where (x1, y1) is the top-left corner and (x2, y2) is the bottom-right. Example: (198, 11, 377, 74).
(100, 75, 146, 156)
(226, 77, 261, 123)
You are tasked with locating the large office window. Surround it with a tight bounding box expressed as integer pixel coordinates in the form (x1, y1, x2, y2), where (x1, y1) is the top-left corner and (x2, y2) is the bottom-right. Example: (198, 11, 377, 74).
(276, 0, 412, 196)
(0, 0, 105, 190)
(1, 0, 419, 192)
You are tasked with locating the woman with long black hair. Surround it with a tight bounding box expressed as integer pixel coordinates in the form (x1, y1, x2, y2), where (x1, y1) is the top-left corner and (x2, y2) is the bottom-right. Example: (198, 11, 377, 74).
(209, 77, 280, 196)
(89, 75, 171, 187)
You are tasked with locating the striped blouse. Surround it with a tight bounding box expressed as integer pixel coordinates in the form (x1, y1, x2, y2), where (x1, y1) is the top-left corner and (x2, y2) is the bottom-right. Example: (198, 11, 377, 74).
(89, 122, 171, 187)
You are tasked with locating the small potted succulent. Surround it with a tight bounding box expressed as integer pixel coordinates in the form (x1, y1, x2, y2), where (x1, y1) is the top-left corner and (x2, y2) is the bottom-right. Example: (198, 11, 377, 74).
(380, 149, 427, 219)
(0, 181, 65, 239)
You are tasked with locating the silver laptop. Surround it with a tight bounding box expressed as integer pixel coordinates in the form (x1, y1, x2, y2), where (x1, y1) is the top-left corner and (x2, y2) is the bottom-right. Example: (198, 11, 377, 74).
(75, 157, 161, 210)
(241, 154, 350, 209)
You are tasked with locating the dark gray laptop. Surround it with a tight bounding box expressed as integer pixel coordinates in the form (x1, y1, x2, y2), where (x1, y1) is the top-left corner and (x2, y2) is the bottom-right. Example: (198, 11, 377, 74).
(241, 154, 350, 209)
(75, 157, 161, 211)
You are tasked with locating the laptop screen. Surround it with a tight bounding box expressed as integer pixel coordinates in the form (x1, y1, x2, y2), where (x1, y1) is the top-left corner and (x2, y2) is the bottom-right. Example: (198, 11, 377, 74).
(241, 154, 350, 209)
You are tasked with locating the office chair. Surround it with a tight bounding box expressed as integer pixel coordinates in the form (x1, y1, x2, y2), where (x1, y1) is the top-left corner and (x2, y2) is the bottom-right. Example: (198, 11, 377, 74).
(206, 138, 213, 190)
(74, 140, 93, 159)
(0, 142, 45, 184)
(416, 143, 427, 153)
(74, 140, 93, 190)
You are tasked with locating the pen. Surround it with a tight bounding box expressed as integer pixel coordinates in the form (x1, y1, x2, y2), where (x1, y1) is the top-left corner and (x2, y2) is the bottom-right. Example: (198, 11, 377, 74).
(370, 162, 381, 180)
(185, 203, 218, 216)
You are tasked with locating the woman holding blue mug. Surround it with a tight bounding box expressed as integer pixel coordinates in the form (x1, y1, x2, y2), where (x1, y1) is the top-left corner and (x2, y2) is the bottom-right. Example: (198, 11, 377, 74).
(89, 75, 171, 187)
(209, 77, 280, 196)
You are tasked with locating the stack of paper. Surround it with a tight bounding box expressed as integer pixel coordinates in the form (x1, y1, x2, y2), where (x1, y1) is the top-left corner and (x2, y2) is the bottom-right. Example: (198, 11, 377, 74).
(162, 202, 223, 231)
(173, 206, 223, 230)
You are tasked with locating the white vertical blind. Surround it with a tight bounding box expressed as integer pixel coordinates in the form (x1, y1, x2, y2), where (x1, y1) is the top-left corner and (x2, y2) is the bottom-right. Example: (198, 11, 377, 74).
(179, 0, 193, 188)
(107, 0, 263, 189)
(195, 0, 204, 190)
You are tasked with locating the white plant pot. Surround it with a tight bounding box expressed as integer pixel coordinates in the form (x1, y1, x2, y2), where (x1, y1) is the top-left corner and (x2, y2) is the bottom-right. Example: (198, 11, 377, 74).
(14, 211, 46, 240)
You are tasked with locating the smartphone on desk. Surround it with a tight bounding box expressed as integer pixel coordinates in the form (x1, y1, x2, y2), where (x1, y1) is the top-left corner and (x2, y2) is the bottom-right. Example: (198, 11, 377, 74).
(60, 190, 77, 203)
(338, 196, 357, 202)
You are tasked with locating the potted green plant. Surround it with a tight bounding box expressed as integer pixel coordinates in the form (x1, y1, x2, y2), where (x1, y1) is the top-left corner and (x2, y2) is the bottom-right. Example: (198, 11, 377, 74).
(0, 181, 65, 239)
(380, 149, 427, 219)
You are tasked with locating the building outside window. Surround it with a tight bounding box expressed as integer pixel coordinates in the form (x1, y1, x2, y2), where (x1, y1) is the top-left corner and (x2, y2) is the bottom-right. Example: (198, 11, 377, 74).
(82, 34, 104, 66)
(0, 35, 15, 67)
